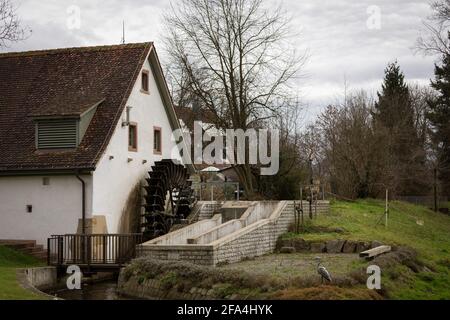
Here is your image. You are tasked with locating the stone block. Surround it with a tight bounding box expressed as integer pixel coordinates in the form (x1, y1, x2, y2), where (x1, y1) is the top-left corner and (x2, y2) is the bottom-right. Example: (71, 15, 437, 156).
(326, 239, 345, 253)
(310, 242, 326, 253)
(292, 238, 310, 252)
(342, 240, 356, 253)
(356, 241, 370, 253)
(280, 246, 295, 254)
(371, 240, 383, 249)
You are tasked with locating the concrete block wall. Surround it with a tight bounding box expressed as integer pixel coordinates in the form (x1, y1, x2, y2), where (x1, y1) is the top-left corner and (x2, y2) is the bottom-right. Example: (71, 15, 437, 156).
(140, 245, 215, 265)
(213, 202, 295, 264)
(140, 200, 330, 266)
(198, 201, 224, 220)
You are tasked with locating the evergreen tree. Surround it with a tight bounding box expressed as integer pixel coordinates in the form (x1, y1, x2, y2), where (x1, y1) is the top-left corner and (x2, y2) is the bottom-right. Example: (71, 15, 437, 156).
(374, 61, 413, 128)
(429, 53, 450, 196)
(374, 61, 428, 195)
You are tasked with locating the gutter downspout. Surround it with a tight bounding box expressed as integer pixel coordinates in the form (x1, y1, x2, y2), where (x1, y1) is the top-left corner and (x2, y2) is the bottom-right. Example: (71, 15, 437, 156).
(75, 173, 86, 235)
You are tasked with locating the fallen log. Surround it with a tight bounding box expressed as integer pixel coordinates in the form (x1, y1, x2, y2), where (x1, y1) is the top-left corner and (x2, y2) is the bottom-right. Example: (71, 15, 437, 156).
(359, 245, 391, 258)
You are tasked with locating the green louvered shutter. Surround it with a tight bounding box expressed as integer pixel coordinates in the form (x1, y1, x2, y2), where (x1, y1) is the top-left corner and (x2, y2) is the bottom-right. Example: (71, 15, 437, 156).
(36, 119, 78, 149)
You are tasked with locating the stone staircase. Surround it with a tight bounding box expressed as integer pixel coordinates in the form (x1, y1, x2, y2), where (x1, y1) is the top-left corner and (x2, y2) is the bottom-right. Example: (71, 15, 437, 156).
(198, 202, 223, 220)
(0, 240, 47, 260)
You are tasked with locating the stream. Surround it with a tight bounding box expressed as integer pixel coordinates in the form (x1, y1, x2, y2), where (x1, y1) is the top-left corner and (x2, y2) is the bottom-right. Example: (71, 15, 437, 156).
(47, 280, 131, 300)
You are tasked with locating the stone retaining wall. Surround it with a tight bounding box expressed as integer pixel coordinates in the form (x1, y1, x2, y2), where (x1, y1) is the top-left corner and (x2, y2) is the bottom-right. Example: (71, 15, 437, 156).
(16, 267, 58, 299)
(140, 245, 215, 265)
(118, 275, 217, 300)
(276, 238, 386, 254)
(140, 201, 330, 266)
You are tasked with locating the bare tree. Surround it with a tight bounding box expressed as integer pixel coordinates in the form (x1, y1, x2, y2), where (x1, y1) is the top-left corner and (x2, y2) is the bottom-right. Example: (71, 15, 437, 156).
(0, 0, 29, 48)
(416, 0, 450, 56)
(317, 92, 392, 199)
(163, 0, 306, 198)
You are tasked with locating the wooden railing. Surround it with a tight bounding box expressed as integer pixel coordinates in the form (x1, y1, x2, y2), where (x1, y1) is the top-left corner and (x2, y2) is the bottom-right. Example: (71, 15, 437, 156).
(47, 234, 142, 268)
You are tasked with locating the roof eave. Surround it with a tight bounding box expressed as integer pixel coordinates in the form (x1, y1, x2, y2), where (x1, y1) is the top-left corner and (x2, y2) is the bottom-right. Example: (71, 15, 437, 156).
(0, 167, 95, 177)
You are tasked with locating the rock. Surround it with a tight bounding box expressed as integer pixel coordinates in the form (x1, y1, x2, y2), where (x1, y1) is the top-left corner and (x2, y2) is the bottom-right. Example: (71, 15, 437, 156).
(292, 238, 310, 252)
(356, 241, 370, 253)
(276, 239, 290, 251)
(280, 246, 295, 254)
(342, 240, 357, 253)
(333, 227, 346, 234)
(310, 242, 326, 253)
(371, 240, 383, 249)
(326, 239, 345, 253)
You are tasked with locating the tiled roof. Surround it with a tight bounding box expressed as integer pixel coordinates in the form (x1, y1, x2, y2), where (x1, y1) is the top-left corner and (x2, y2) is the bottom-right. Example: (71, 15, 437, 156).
(0, 42, 152, 172)
(174, 105, 216, 131)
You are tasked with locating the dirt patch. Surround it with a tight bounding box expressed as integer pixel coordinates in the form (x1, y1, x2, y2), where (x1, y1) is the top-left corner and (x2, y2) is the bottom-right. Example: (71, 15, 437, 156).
(218, 253, 361, 282)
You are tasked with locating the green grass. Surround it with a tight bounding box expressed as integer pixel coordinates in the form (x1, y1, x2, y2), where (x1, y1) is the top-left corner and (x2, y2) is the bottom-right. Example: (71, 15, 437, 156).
(283, 199, 450, 299)
(0, 245, 46, 300)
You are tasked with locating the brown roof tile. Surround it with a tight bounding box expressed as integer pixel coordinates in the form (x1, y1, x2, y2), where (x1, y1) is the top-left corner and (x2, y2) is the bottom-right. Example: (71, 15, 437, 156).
(0, 42, 152, 172)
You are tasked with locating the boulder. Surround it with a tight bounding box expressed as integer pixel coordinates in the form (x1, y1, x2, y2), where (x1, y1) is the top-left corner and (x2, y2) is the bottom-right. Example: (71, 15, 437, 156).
(276, 239, 290, 251)
(333, 227, 346, 234)
(280, 246, 295, 254)
(292, 238, 311, 252)
(326, 239, 346, 253)
(371, 240, 383, 249)
(356, 241, 370, 253)
(310, 242, 326, 253)
(342, 240, 357, 253)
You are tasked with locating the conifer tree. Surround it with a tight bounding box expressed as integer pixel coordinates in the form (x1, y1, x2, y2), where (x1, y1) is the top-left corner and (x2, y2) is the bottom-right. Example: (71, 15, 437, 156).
(429, 53, 450, 196)
(374, 61, 428, 195)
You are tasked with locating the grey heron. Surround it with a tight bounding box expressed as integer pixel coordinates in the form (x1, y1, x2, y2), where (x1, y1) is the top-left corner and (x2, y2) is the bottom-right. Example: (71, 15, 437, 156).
(315, 257, 332, 284)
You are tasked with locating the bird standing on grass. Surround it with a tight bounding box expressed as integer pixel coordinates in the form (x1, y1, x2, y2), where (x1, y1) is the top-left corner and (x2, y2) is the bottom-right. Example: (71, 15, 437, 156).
(315, 257, 332, 284)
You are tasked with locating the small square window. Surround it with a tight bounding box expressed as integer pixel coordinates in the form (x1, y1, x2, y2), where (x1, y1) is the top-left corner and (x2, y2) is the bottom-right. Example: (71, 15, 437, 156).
(128, 123, 138, 152)
(141, 70, 149, 93)
(26, 205, 32, 213)
(42, 177, 50, 186)
(154, 127, 162, 154)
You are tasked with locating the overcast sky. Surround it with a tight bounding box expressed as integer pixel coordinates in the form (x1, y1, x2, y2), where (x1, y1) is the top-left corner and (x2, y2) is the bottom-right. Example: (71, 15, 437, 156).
(2, 0, 439, 121)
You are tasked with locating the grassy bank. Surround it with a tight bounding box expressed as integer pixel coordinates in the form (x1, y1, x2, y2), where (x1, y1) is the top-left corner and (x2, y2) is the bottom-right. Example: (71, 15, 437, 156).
(282, 199, 450, 299)
(0, 245, 45, 300)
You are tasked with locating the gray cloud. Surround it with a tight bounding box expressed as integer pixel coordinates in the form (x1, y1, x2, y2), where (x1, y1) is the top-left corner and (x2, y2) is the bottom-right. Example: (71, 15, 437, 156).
(2, 0, 438, 121)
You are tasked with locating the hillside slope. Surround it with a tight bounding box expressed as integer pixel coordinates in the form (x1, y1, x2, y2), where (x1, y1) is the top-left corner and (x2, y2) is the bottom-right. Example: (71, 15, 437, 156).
(283, 199, 450, 299)
(0, 245, 45, 300)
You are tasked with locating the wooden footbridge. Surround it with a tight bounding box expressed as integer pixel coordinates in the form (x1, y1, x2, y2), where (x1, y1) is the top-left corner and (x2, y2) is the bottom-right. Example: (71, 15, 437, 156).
(47, 234, 142, 274)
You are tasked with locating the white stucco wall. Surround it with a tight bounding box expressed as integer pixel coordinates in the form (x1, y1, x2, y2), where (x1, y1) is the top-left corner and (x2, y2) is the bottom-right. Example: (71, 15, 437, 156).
(0, 52, 182, 245)
(92, 54, 182, 234)
(0, 175, 93, 246)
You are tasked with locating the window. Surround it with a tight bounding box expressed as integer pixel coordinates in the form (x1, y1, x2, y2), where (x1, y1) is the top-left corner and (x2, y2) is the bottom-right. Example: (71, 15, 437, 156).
(128, 123, 138, 152)
(141, 70, 149, 93)
(153, 127, 162, 154)
(42, 177, 50, 186)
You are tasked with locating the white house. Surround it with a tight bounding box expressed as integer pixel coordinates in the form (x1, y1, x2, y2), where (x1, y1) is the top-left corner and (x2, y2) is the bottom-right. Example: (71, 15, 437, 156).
(0, 42, 189, 247)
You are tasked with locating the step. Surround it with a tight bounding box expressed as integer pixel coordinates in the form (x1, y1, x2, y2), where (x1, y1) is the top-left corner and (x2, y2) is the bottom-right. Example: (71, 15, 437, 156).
(0, 239, 47, 260)
(0, 240, 36, 248)
(32, 252, 48, 260)
(18, 246, 45, 254)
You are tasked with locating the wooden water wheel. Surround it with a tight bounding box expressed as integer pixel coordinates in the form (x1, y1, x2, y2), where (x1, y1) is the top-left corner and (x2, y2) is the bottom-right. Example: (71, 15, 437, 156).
(142, 159, 194, 241)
